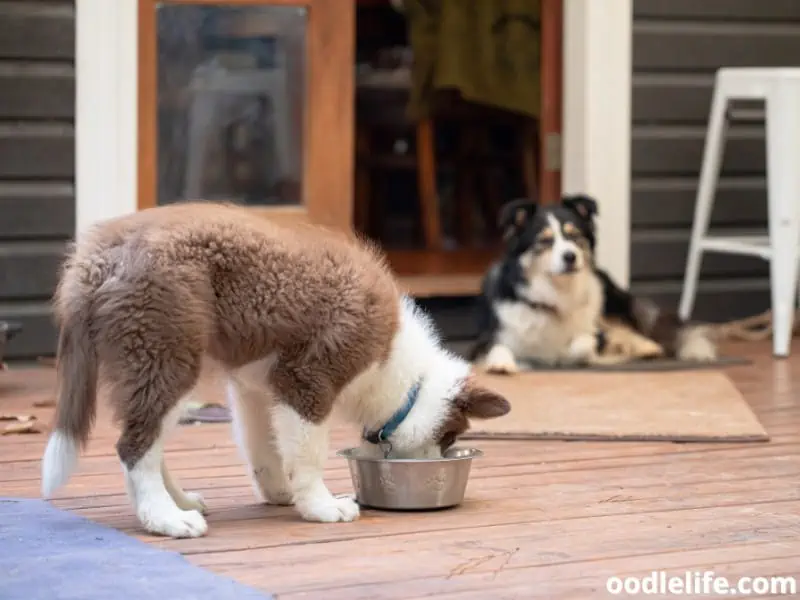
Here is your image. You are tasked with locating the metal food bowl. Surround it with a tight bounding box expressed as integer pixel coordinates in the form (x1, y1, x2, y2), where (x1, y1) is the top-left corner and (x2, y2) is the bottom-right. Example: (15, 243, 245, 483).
(336, 447, 483, 511)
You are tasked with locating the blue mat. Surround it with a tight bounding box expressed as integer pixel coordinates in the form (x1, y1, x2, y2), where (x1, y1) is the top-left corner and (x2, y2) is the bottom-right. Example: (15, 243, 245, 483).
(0, 498, 272, 600)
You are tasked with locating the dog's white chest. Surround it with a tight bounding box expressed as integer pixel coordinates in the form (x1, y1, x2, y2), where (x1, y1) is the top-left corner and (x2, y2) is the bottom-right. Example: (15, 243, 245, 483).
(493, 301, 571, 363)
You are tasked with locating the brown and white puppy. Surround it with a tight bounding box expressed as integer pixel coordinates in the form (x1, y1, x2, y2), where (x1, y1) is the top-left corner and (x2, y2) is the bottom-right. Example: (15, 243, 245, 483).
(469, 196, 716, 373)
(41, 202, 510, 538)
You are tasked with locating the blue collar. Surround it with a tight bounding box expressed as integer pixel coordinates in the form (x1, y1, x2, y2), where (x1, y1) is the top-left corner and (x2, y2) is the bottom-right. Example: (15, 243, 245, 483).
(363, 379, 423, 445)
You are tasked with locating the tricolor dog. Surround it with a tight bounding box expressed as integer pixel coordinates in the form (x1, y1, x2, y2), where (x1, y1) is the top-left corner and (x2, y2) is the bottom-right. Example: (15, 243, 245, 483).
(40, 202, 510, 538)
(469, 195, 717, 372)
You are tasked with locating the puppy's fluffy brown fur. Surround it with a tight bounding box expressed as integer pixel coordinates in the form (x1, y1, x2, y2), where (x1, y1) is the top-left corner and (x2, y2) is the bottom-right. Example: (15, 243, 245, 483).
(52, 202, 397, 459)
(42, 202, 509, 537)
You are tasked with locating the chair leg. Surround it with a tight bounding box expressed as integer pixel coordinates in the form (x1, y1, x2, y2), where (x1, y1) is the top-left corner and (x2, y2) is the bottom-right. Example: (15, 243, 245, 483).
(416, 118, 442, 250)
(678, 80, 730, 320)
(765, 81, 800, 357)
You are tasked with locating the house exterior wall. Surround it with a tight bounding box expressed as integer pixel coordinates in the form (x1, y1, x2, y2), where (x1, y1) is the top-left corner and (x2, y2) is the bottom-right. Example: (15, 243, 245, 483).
(2, 2, 635, 357)
(630, 0, 800, 321)
(0, 1, 75, 360)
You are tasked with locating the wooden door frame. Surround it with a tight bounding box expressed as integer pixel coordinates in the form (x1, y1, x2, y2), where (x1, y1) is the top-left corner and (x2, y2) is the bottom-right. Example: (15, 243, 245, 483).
(539, 0, 563, 206)
(562, 0, 632, 285)
(136, 0, 354, 231)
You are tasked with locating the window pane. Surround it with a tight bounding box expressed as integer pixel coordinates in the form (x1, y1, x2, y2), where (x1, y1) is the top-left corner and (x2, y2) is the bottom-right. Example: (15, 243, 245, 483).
(156, 4, 306, 206)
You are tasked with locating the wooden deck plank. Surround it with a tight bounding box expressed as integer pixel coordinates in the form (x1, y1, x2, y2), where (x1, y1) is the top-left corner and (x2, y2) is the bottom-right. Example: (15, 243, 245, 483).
(1, 341, 800, 598)
(7, 436, 800, 481)
(341, 555, 799, 600)
(181, 502, 800, 592)
(7, 445, 800, 505)
(39, 454, 800, 518)
(63, 474, 799, 540)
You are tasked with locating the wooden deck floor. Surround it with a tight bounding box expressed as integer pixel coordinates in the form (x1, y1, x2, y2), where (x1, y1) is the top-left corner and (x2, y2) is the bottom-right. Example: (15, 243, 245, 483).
(2, 341, 800, 598)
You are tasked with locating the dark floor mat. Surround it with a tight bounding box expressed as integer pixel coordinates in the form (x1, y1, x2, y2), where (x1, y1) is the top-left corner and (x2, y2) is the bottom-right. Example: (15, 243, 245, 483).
(444, 340, 750, 372)
(519, 355, 751, 372)
(0, 497, 273, 600)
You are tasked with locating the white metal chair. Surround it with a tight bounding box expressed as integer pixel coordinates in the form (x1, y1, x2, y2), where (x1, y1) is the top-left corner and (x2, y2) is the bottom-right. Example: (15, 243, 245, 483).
(679, 68, 800, 357)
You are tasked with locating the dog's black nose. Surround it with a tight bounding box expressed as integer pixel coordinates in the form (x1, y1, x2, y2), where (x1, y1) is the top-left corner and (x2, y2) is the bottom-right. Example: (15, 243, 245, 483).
(563, 250, 577, 265)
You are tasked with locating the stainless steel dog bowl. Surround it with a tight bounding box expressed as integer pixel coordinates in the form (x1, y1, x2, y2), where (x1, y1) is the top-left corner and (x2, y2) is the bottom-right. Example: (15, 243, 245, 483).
(336, 447, 483, 510)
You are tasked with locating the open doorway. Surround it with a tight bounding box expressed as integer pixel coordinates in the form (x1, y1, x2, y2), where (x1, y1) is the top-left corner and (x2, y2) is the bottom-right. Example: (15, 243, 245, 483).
(352, 0, 563, 297)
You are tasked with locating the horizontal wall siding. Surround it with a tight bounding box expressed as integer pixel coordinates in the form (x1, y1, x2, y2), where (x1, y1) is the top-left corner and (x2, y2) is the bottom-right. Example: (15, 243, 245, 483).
(633, 0, 800, 21)
(0, 1, 75, 361)
(632, 177, 767, 229)
(632, 126, 765, 175)
(0, 123, 74, 178)
(0, 63, 74, 119)
(635, 23, 800, 71)
(630, 1, 800, 322)
(0, 2, 75, 59)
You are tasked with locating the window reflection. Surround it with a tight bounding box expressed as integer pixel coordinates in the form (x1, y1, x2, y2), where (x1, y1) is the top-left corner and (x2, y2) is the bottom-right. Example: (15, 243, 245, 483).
(156, 4, 306, 206)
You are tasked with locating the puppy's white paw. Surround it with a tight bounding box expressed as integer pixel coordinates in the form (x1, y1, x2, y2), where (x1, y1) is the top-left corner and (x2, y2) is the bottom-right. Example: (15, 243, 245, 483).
(484, 345, 519, 375)
(138, 505, 208, 538)
(298, 494, 360, 523)
(251, 467, 294, 506)
(176, 490, 208, 514)
(264, 489, 293, 506)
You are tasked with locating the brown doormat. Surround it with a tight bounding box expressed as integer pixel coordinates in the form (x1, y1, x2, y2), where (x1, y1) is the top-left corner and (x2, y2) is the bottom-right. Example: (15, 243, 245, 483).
(463, 370, 769, 443)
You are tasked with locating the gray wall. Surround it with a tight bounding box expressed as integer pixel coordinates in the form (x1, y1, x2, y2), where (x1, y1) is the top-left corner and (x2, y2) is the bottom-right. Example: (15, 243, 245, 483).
(0, 1, 75, 360)
(630, 0, 800, 322)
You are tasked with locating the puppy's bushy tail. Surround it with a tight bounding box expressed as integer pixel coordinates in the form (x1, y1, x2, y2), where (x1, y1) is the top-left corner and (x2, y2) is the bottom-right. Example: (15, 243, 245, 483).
(42, 272, 99, 498)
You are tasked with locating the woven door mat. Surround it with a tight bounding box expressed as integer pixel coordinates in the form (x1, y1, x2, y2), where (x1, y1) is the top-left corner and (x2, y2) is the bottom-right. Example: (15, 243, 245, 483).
(463, 370, 768, 443)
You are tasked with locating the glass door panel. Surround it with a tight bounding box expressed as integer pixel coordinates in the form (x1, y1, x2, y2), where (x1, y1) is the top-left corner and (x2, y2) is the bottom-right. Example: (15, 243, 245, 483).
(156, 4, 305, 207)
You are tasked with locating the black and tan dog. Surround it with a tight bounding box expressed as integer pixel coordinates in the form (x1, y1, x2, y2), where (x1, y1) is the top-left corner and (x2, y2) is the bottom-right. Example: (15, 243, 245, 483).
(469, 195, 717, 373)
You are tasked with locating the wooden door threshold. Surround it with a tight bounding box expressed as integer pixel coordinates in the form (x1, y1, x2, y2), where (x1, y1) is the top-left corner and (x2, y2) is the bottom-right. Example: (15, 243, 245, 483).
(398, 274, 483, 297)
(387, 247, 497, 298)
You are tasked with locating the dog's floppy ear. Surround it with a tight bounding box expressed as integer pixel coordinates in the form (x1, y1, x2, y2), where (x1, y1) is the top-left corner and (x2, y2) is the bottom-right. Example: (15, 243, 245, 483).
(562, 195, 598, 223)
(453, 378, 511, 420)
(498, 198, 536, 241)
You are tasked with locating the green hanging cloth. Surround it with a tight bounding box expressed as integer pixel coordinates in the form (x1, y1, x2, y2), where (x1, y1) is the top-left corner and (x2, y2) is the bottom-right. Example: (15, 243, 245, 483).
(405, 0, 542, 120)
